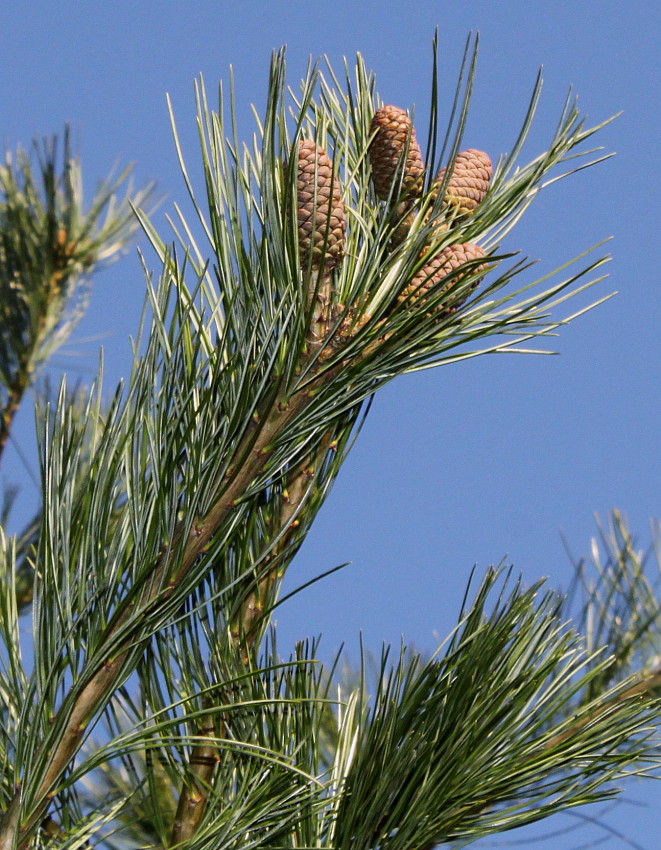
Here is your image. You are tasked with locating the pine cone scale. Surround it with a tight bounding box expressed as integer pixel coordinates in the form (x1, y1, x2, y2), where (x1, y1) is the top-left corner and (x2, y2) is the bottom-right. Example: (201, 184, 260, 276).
(434, 149, 492, 217)
(296, 139, 346, 269)
(368, 105, 425, 201)
(399, 242, 487, 315)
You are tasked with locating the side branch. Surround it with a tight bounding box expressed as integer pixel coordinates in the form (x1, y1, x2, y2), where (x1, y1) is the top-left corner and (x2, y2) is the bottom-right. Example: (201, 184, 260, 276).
(169, 282, 341, 845)
(0, 382, 315, 848)
(169, 705, 223, 847)
(0, 373, 27, 462)
(233, 428, 337, 655)
(544, 665, 661, 751)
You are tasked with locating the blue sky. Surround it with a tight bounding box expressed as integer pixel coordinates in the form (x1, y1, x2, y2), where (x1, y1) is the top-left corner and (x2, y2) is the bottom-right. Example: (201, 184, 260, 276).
(1, 2, 660, 847)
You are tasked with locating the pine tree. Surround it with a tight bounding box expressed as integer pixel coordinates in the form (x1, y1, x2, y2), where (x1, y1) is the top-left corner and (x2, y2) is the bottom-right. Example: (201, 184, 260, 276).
(0, 38, 660, 850)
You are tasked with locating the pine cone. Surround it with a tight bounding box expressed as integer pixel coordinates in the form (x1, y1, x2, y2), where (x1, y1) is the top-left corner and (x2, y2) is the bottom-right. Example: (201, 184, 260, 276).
(296, 139, 346, 270)
(433, 149, 492, 217)
(398, 242, 487, 314)
(369, 106, 425, 201)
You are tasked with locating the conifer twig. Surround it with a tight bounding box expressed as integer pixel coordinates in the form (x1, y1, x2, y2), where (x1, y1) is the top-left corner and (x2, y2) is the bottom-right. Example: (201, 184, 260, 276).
(544, 665, 661, 751)
(232, 418, 337, 657)
(0, 369, 28, 462)
(0, 254, 71, 462)
(0, 47, 631, 849)
(169, 260, 341, 845)
(408, 666, 661, 850)
(168, 429, 337, 846)
(169, 704, 223, 847)
(0, 355, 338, 848)
(0, 132, 153, 466)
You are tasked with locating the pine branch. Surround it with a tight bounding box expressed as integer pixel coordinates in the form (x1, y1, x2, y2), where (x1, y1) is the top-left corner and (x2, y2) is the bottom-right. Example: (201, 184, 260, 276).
(0, 129, 154, 468)
(409, 666, 661, 850)
(233, 429, 337, 654)
(2, 301, 350, 846)
(328, 570, 661, 850)
(169, 703, 223, 847)
(166, 433, 340, 845)
(0, 365, 28, 463)
(545, 665, 661, 751)
(169, 262, 345, 845)
(0, 43, 629, 850)
(1, 381, 310, 845)
(0, 248, 73, 461)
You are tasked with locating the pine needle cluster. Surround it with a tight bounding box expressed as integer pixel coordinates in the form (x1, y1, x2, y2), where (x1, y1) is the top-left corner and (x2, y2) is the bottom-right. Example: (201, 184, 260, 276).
(0, 37, 659, 850)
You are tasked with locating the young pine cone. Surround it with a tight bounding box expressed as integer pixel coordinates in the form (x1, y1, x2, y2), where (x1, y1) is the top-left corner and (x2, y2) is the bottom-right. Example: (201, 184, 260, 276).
(297, 139, 346, 270)
(433, 149, 492, 217)
(398, 242, 487, 314)
(369, 105, 425, 201)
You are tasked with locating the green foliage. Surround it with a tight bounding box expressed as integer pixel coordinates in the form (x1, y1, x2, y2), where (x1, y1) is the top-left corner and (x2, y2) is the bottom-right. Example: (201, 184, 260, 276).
(0, 38, 658, 850)
(0, 125, 154, 469)
(331, 571, 658, 849)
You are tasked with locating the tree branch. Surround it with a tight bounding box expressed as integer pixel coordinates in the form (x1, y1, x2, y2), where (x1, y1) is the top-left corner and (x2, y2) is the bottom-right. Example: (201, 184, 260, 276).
(167, 271, 341, 846)
(544, 665, 661, 751)
(169, 703, 223, 847)
(0, 369, 28, 463)
(0, 261, 66, 464)
(0, 372, 322, 848)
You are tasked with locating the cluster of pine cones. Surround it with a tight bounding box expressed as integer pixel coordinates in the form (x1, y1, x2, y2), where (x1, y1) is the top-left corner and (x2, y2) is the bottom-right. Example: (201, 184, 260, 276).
(295, 103, 492, 331)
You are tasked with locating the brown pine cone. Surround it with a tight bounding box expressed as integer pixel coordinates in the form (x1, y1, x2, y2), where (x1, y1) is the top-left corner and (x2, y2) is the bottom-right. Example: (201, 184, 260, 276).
(433, 149, 492, 217)
(296, 139, 346, 270)
(398, 242, 487, 314)
(369, 105, 425, 201)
